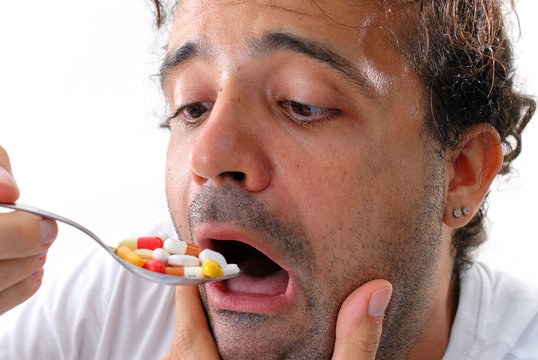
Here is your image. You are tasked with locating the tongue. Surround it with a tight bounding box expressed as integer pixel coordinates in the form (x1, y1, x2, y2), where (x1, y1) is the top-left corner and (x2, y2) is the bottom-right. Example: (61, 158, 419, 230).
(226, 269, 289, 296)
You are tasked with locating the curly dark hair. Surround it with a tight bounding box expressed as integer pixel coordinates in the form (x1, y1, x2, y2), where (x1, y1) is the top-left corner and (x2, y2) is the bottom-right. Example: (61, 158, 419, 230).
(151, 0, 166, 27)
(149, 0, 535, 278)
(394, 0, 535, 277)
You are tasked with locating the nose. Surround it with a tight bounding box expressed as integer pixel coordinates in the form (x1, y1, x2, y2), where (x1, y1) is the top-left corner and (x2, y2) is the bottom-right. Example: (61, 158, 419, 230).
(189, 96, 272, 192)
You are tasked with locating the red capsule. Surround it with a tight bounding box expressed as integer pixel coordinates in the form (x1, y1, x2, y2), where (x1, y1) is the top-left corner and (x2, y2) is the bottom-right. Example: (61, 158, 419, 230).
(118, 236, 164, 251)
(143, 259, 165, 273)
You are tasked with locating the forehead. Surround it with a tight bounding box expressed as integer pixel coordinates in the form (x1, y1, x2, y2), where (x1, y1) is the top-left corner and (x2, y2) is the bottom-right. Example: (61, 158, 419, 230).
(170, 0, 394, 47)
(173, 0, 376, 21)
(174, 0, 377, 17)
(167, 0, 409, 83)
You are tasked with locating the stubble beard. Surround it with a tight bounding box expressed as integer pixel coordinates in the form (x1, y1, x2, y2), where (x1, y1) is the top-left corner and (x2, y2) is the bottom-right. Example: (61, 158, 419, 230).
(189, 184, 337, 359)
(375, 163, 446, 359)
(177, 154, 446, 360)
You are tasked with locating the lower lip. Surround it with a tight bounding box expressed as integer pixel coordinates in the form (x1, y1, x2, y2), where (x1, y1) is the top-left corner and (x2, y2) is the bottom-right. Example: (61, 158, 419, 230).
(205, 274, 297, 313)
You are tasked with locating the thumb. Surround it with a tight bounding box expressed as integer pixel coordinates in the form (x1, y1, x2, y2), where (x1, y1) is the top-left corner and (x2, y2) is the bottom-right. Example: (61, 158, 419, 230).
(165, 285, 220, 360)
(332, 279, 392, 360)
(0, 146, 20, 203)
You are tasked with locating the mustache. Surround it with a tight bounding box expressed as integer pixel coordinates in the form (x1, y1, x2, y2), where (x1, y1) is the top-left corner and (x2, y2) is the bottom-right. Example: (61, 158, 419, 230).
(188, 184, 271, 229)
(187, 184, 314, 270)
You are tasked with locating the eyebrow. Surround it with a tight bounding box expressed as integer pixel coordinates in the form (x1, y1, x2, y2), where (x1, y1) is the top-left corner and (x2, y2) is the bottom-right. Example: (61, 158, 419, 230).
(160, 41, 200, 84)
(160, 32, 376, 97)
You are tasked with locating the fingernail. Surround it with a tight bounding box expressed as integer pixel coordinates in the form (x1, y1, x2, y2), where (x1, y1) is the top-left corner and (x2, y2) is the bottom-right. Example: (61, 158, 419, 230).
(36, 251, 47, 265)
(32, 268, 44, 284)
(0, 166, 17, 187)
(40, 219, 56, 246)
(368, 286, 393, 318)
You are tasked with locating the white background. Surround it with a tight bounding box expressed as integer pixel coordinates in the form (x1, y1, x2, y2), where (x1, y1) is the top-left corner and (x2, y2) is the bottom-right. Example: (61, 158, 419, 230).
(0, 0, 537, 299)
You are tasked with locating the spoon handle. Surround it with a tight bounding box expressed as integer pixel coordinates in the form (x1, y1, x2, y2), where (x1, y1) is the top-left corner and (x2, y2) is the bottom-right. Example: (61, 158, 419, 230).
(0, 202, 114, 254)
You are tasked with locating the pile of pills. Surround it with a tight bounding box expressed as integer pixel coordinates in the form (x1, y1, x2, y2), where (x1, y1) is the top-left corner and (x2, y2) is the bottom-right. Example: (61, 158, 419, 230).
(115, 233, 239, 279)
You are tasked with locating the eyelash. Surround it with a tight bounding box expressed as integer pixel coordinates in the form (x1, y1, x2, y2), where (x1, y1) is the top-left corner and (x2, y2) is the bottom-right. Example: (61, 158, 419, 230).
(165, 101, 213, 128)
(277, 100, 342, 125)
(165, 99, 342, 128)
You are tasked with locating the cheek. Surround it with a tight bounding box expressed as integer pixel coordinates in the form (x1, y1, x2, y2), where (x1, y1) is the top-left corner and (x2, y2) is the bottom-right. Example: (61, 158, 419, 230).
(287, 126, 427, 275)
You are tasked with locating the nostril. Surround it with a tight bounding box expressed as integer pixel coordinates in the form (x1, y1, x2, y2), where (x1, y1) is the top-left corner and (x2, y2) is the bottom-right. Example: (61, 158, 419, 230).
(221, 171, 246, 182)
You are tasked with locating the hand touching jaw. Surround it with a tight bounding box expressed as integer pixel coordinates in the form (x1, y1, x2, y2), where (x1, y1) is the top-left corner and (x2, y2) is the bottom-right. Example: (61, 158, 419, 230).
(164, 280, 393, 360)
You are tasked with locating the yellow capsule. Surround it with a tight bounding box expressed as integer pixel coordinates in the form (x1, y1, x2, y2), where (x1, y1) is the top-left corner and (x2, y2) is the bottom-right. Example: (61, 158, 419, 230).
(202, 259, 224, 278)
(116, 246, 144, 267)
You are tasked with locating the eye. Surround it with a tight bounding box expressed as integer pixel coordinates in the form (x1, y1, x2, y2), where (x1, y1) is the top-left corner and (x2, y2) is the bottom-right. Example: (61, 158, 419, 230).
(278, 100, 341, 124)
(168, 101, 213, 126)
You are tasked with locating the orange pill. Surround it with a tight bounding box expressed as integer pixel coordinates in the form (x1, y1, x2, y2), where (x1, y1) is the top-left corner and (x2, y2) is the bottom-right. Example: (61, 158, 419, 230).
(165, 266, 204, 279)
(163, 238, 203, 257)
(116, 246, 144, 267)
(186, 243, 203, 257)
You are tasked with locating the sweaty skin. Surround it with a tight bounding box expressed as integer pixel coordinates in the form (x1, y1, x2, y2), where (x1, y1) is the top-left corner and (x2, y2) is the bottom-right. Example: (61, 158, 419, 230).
(163, 1, 465, 359)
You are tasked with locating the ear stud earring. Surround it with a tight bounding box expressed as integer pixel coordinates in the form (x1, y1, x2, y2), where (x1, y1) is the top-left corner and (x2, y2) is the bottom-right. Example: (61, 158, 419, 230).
(454, 206, 471, 218)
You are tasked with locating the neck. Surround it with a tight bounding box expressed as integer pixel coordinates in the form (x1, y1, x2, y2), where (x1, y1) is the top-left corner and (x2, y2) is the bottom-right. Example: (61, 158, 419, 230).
(411, 276, 459, 359)
(408, 233, 459, 359)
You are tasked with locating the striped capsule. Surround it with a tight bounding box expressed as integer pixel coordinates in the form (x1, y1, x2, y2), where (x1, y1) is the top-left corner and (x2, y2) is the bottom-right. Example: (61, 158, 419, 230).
(116, 246, 144, 267)
(202, 259, 224, 278)
(118, 236, 164, 251)
(165, 266, 204, 279)
(164, 238, 203, 257)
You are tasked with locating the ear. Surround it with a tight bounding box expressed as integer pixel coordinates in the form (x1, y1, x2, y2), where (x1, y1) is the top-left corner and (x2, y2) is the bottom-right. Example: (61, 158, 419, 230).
(443, 123, 503, 228)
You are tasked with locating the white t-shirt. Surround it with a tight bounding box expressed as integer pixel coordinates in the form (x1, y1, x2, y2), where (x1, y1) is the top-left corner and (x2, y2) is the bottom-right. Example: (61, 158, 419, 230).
(1, 220, 537, 359)
(443, 262, 538, 359)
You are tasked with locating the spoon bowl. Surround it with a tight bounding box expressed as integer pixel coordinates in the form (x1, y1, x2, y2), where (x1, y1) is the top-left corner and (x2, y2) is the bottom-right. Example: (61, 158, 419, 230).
(0, 202, 239, 285)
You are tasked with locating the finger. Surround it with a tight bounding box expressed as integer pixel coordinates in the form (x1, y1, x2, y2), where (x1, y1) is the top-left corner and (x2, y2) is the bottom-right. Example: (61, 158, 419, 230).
(167, 285, 220, 360)
(0, 268, 44, 316)
(0, 252, 47, 292)
(332, 279, 392, 360)
(0, 212, 57, 259)
(0, 146, 20, 203)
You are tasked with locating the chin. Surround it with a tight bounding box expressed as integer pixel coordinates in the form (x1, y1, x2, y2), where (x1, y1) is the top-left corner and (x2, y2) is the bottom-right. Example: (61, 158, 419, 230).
(201, 303, 336, 360)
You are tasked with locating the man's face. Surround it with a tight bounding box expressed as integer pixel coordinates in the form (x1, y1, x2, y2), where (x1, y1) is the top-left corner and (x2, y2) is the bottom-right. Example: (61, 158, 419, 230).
(163, 0, 446, 358)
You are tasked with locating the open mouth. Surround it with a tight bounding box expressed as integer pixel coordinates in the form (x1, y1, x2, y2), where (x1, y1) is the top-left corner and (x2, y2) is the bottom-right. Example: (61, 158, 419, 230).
(202, 236, 296, 313)
(212, 240, 290, 296)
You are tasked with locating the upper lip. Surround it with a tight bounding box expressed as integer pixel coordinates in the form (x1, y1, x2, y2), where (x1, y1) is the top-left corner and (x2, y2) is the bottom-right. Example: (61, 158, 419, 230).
(193, 222, 291, 274)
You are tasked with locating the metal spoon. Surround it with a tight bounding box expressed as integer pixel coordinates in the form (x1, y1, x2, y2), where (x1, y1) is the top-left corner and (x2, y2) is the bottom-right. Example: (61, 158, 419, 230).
(0, 202, 239, 286)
